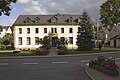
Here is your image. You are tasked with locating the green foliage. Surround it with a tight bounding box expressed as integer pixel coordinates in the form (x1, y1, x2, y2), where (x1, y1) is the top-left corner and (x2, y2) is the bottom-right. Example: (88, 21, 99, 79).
(100, 0, 120, 29)
(0, 45, 6, 50)
(58, 46, 68, 55)
(13, 50, 21, 53)
(35, 48, 49, 55)
(76, 10, 95, 51)
(3, 40, 10, 45)
(0, 0, 17, 16)
(57, 37, 68, 49)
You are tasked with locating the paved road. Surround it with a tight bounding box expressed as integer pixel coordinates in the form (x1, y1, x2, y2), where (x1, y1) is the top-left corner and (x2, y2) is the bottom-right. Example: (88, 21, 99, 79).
(0, 52, 120, 80)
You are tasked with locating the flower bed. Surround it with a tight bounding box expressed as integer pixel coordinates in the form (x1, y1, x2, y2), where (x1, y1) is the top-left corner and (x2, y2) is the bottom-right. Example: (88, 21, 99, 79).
(89, 55, 119, 76)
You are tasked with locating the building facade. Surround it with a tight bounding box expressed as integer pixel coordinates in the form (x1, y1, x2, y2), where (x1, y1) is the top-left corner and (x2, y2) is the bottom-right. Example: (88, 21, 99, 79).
(97, 28, 109, 44)
(0, 26, 12, 38)
(108, 25, 120, 47)
(13, 13, 81, 50)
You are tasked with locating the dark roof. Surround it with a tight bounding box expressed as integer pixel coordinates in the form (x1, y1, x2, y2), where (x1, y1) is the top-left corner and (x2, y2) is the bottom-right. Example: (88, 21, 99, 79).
(110, 34, 120, 40)
(13, 13, 81, 26)
(0, 26, 10, 31)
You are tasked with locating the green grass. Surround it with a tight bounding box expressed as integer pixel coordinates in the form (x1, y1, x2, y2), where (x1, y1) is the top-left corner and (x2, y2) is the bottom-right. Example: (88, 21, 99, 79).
(0, 47, 120, 56)
(67, 47, 120, 55)
(0, 51, 37, 57)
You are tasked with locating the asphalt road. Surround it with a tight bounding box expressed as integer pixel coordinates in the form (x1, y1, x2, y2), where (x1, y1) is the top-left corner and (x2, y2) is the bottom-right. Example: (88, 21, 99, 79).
(0, 52, 120, 80)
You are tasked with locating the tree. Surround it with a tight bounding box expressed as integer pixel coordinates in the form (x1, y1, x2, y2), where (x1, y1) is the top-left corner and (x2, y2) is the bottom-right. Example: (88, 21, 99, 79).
(57, 37, 68, 49)
(0, 0, 17, 16)
(76, 10, 95, 51)
(37, 33, 56, 49)
(100, 0, 120, 30)
(4, 33, 14, 47)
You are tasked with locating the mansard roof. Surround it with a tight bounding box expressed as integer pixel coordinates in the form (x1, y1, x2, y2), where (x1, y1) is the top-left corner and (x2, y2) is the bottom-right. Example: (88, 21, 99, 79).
(13, 13, 81, 26)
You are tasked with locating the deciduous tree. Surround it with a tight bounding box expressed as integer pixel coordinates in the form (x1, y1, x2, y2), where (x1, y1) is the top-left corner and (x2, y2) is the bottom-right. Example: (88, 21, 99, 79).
(0, 0, 17, 16)
(100, 0, 120, 30)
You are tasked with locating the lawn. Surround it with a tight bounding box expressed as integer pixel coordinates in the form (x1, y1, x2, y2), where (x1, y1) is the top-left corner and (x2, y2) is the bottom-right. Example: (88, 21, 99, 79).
(67, 47, 120, 55)
(0, 51, 37, 57)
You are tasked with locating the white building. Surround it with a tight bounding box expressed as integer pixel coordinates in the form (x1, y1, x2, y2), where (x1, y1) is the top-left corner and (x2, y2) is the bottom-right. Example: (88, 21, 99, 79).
(13, 13, 81, 50)
(0, 26, 12, 38)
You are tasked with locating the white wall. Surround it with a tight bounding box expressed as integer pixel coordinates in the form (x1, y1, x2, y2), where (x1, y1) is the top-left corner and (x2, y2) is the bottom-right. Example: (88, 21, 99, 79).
(14, 25, 79, 50)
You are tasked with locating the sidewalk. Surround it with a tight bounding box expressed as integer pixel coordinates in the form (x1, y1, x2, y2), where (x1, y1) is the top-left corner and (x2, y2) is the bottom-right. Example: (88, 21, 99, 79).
(48, 47, 58, 56)
(85, 62, 120, 80)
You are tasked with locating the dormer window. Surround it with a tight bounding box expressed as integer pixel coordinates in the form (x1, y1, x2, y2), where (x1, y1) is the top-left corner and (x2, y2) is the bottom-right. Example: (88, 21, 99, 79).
(23, 17, 31, 23)
(33, 17, 40, 23)
(68, 17, 73, 23)
(26, 17, 30, 23)
(50, 16, 58, 23)
(76, 19, 80, 23)
(51, 19, 57, 23)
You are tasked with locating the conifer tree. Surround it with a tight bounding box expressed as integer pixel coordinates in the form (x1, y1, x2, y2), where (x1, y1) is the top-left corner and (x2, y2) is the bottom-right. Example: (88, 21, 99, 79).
(76, 10, 95, 51)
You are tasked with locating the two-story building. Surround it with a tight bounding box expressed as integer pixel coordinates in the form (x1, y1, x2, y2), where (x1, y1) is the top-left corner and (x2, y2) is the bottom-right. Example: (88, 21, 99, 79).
(13, 13, 81, 50)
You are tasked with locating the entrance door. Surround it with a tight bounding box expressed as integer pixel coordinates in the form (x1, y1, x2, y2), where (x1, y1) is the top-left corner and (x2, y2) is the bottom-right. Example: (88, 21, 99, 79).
(114, 40, 116, 47)
(52, 37, 57, 47)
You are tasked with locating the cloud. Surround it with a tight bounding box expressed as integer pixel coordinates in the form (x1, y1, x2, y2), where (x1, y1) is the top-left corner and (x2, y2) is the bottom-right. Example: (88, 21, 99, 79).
(44, 0, 106, 21)
(22, 0, 48, 15)
(17, 0, 30, 4)
(7, 19, 16, 26)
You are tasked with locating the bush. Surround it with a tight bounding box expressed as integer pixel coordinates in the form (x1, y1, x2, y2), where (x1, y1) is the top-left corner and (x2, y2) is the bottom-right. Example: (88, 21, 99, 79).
(0, 45, 6, 50)
(58, 50, 68, 55)
(90, 64, 119, 76)
(58, 46, 68, 55)
(89, 55, 119, 76)
(35, 48, 49, 55)
(13, 50, 21, 53)
(6, 46, 15, 50)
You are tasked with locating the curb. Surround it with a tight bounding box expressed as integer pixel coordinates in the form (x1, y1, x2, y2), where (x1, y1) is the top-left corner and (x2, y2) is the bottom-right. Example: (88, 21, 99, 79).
(84, 65, 94, 80)
(0, 51, 120, 59)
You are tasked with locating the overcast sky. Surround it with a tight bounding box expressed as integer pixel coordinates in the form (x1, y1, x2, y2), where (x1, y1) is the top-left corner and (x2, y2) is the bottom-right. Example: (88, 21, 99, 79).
(0, 0, 106, 26)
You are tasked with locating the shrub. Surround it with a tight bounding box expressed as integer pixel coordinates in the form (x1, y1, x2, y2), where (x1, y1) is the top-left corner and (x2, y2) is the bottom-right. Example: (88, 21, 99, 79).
(89, 55, 119, 76)
(13, 50, 21, 53)
(58, 46, 68, 55)
(6, 46, 15, 50)
(58, 50, 68, 55)
(35, 48, 49, 55)
(0, 45, 6, 50)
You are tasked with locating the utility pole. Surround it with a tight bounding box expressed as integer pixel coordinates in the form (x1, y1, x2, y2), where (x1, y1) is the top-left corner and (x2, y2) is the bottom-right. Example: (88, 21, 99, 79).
(96, 19, 99, 46)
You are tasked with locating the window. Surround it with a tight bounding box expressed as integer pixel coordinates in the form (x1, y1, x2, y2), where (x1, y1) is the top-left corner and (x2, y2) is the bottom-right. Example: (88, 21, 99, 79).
(69, 37, 73, 44)
(51, 28, 54, 33)
(69, 28, 73, 33)
(19, 28, 22, 34)
(61, 28, 64, 33)
(35, 37, 39, 45)
(35, 28, 39, 33)
(51, 28, 57, 33)
(27, 37, 31, 45)
(44, 28, 47, 33)
(51, 19, 57, 23)
(55, 28, 57, 33)
(27, 28, 30, 34)
(18, 37, 22, 45)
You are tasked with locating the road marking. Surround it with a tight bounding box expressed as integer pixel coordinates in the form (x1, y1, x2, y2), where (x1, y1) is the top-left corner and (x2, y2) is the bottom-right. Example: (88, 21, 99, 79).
(23, 62, 38, 65)
(0, 63, 9, 65)
(80, 60, 89, 63)
(52, 61, 68, 64)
